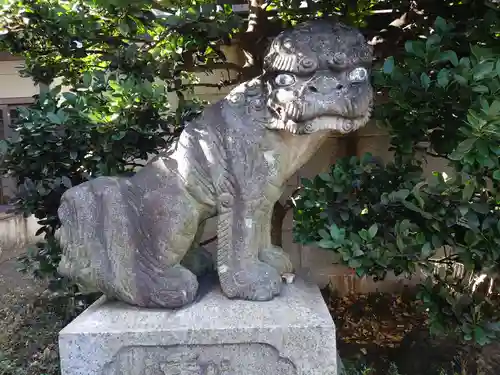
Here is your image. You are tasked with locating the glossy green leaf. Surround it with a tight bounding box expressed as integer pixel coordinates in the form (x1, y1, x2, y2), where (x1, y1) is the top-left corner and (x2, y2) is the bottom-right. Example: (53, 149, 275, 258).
(318, 172, 331, 182)
(61, 176, 72, 188)
(421, 242, 432, 258)
(453, 74, 468, 86)
(449, 138, 476, 160)
(318, 229, 330, 239)
(438, 50, 459, 67)
(402, 200, 433, 219)
(368, 223, 378, 238)
(426, 34, 442, 51)
(472, 85, 489, 93)
(474, 326, 488, 346)
(62, 92, 78, 104)
(0, 140, 8, 156)
(488, 100, 500, 117)
(330, 224, 342, 240)
(355, 267, 366, 278)
(47, 113, 63, 125)
(318, 239, 335, 249)
(473, 62, 495, 80)
(437, 69, 450, 87)
(420, 73, 431, 89)
(434, 16, 447, 33)
(353, 248, 364, 257)
(383, 57, 395, 75)
(462, 182, 475, 201)
(348, 258, 362, 268)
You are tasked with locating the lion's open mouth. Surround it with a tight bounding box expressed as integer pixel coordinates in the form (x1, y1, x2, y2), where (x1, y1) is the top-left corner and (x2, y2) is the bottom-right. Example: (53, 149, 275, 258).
(273, 114, 368, 135)
(272, 105, 365, 125)
(265, 100, 372, 134)
(302, 113, 370, 134)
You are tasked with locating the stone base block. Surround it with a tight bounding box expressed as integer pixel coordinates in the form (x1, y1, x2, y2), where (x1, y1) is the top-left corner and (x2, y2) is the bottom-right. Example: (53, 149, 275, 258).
(59, 277, 338, 375)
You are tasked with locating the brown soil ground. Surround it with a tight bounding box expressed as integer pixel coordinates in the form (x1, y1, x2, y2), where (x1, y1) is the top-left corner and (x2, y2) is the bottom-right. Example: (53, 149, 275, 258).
(323, 287, 500, 375)
(0, 247, 46, 337)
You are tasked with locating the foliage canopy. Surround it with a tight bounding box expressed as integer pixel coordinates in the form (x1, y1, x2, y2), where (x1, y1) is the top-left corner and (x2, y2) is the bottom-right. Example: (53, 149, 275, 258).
(0, 0, 499, 347)
(294, 13, 500, 346)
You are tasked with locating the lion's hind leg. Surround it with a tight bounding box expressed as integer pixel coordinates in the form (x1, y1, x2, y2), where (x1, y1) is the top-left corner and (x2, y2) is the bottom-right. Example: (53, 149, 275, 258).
(57, 177, 139, 301)
(58, 174, 207, 309)
(135, 187, 205, 308)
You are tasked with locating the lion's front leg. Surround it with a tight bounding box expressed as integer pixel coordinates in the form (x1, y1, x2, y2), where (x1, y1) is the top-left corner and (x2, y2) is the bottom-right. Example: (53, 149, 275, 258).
(216, 193, 282, 301)
(257, 202, 294, 276)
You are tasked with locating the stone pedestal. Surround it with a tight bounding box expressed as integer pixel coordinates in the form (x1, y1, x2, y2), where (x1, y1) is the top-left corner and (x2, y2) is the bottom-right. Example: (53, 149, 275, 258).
(59, 277, 338, 375)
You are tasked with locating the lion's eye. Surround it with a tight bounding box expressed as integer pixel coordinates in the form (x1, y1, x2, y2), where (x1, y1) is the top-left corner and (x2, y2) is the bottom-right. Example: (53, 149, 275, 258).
(274, 73, 296, 86)
(348, 67, 368, 82)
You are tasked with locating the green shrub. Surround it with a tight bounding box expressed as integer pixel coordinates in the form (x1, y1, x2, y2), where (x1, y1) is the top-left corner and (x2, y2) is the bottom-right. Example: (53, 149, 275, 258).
(0, 0, 223, 282)
(294, 15, 500, 345)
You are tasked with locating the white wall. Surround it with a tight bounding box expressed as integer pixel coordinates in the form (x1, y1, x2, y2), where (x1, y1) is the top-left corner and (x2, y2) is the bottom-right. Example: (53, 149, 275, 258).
(0, 60, 39, 99)
(0, 213, 41, 260)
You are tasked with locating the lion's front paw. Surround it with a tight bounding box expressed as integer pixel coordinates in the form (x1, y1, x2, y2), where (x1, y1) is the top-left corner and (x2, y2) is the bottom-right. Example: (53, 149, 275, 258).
(220, 261, 282, 301)
(259, 245, 294, 275)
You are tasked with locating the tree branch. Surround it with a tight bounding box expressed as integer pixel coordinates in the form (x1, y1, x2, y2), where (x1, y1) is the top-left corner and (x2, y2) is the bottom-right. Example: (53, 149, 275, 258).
(184, 71, 249, 89)
(228, 0, 274, 77)
(186, 79, 243, 88)
(283, 187, 302, 211)
(184, 62, 248, 73)
(425, 151, 449, 160)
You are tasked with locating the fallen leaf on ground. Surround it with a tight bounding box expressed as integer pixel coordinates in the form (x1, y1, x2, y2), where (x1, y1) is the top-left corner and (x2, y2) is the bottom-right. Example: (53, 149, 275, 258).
(326, 291, 428, 348)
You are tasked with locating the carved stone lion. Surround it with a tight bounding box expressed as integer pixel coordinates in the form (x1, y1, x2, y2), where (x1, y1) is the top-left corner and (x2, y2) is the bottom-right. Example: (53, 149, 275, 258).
(57, 20, 374, 308)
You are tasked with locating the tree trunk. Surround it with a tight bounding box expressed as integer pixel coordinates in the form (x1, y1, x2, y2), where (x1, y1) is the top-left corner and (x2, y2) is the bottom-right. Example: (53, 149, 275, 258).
(271, 201, 287, 247)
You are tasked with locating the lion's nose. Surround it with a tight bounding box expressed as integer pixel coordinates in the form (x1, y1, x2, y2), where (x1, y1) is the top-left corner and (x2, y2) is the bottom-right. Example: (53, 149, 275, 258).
(308, 80, 344, 94)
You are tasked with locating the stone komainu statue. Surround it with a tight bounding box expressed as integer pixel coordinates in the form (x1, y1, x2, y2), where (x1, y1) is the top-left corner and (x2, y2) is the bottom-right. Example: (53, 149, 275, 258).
(57, 20, 374, 308)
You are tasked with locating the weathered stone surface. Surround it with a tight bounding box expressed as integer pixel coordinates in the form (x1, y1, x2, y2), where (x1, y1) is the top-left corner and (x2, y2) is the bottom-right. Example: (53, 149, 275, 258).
(59, 277, 338, 375)
(56, 20, 374, 309)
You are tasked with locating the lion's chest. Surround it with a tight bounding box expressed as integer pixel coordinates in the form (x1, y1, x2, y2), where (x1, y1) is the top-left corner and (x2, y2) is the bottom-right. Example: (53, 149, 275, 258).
(264, 131, 329, 184)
